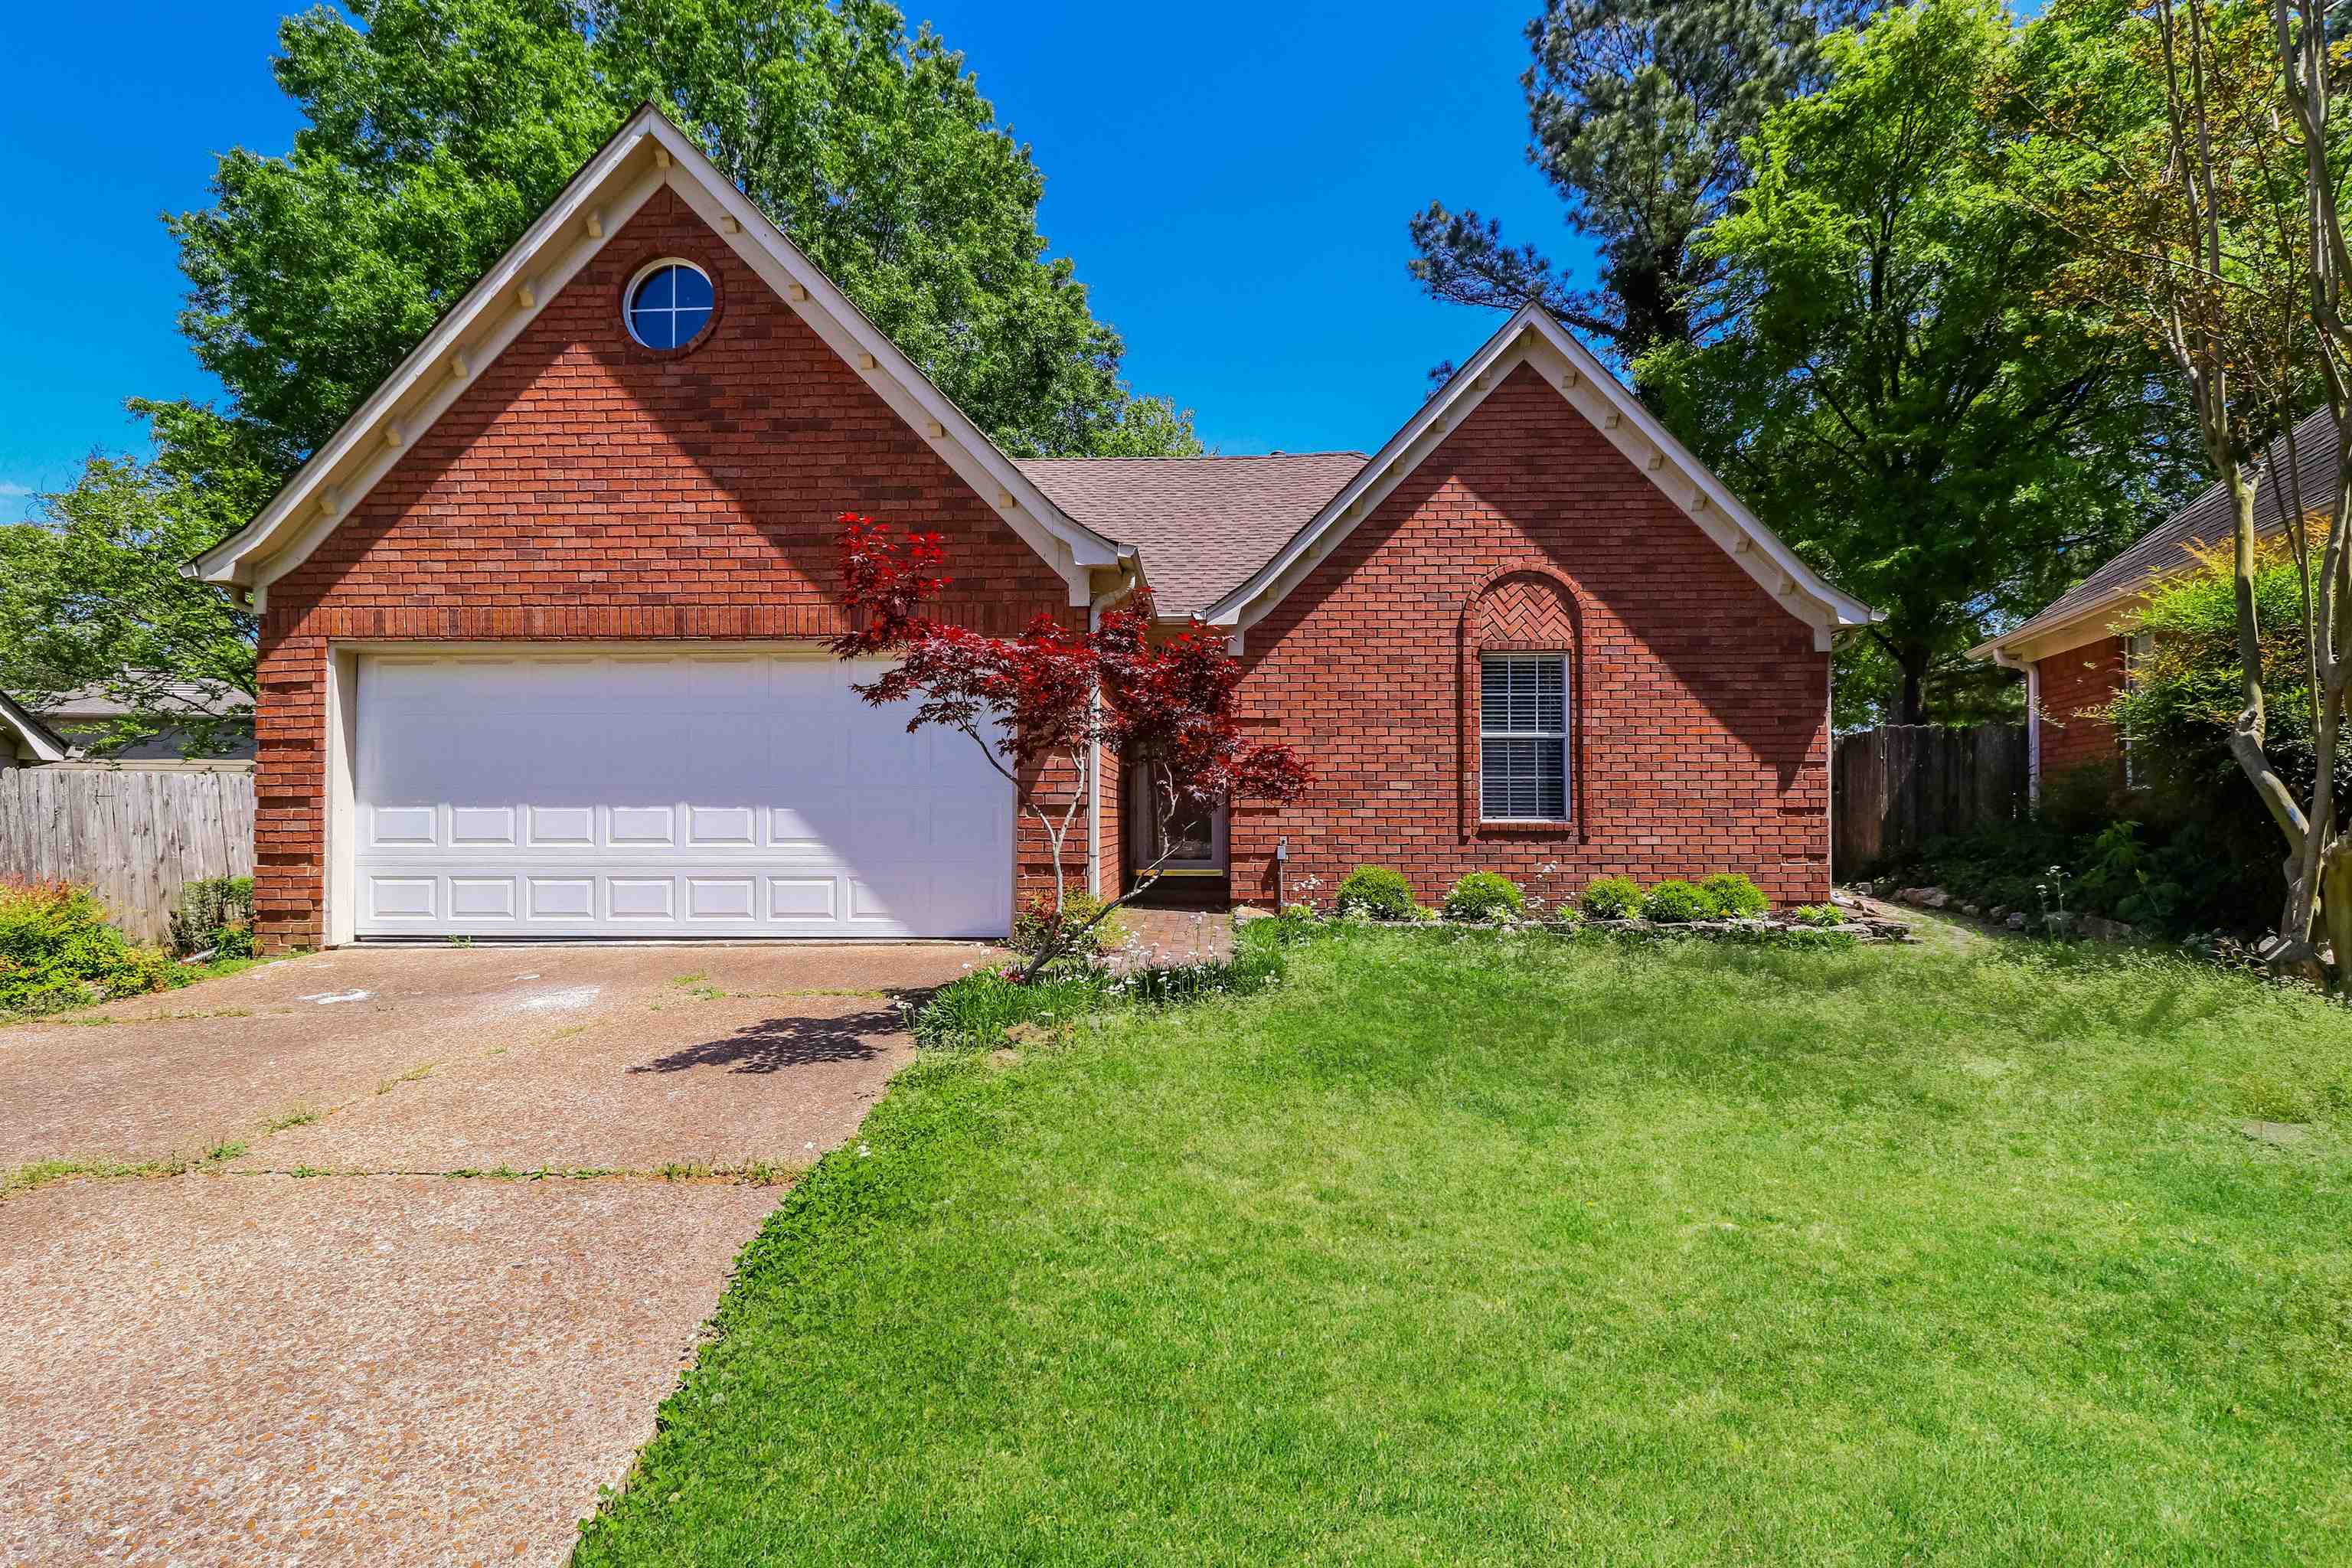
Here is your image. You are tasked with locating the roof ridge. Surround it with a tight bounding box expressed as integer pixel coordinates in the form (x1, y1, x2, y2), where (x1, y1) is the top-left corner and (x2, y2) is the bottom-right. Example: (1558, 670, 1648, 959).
(1016, 450, 1368, 463)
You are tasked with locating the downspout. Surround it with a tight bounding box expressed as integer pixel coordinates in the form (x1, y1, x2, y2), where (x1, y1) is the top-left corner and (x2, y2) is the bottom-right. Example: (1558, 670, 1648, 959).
(1086, 559, 1141, 900)
(1988, 645, 2037, 807)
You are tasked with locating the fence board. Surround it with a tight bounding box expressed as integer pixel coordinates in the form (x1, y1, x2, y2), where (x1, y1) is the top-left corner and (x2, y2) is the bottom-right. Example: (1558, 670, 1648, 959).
(1833, 724, 2029, 879)
(0, 764, 256, 944)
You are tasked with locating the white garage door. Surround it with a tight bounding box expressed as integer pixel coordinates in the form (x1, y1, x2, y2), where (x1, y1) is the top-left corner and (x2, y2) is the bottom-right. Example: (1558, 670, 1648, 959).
(352, 650, 1014, 939)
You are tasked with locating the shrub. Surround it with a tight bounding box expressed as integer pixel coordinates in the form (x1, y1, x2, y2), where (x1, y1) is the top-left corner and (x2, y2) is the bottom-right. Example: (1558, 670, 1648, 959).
(1335, 865, 1416, 921)
(170, 875, 255, 959)
(1700, 873, 1769, 919)
(1642, 879, 1714, 923)
(1579, 875, 1644, 920)
(0, 881, 171, 1015)
(1443, 872, 1524, 922)
(1788, 903, 1847, 927)
(1009, 891, 1128, 957)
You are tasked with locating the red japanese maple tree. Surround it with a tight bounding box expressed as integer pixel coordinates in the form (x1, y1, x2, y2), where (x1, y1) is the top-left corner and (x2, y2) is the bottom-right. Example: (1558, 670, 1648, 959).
(828, 512, 1308, 977)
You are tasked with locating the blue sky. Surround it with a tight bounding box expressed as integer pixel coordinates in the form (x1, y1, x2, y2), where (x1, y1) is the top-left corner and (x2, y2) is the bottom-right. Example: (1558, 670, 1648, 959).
(0, 2, 1586, 524)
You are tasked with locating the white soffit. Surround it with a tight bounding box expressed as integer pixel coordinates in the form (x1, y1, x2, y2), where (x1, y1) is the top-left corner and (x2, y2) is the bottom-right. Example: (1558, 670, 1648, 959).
(1969, 593, 2148, 668)
(1204, 304, 1877, 651)
(0, 691, 71, 763)
(186, 104, 1126, 607)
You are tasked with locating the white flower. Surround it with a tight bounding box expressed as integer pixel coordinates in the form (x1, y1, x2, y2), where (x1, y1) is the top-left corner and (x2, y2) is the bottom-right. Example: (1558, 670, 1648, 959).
(856, 1142, 871, 1158)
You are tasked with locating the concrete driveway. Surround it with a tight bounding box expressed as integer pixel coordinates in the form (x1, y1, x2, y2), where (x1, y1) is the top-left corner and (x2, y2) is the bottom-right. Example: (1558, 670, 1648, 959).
(0, 942, 990, 1566)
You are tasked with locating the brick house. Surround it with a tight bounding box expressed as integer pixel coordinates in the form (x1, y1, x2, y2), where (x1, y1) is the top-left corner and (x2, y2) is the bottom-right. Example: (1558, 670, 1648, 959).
(1968, 406, 2328, 799)
(188, 107, 1873, 950)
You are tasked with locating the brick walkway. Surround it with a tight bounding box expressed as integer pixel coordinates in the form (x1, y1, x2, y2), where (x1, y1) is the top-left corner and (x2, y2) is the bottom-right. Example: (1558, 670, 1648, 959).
(1116, 907, 1236, 962)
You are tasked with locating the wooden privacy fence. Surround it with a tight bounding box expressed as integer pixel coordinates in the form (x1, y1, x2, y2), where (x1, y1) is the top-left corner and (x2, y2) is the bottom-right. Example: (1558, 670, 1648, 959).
(0, 764, 256, 945)
(1832, 724, 2029, 879)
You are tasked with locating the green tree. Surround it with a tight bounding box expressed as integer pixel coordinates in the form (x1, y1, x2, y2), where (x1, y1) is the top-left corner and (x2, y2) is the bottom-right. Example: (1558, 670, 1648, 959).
(0, 402, 273, 756)
(166, 0, 1197, 466)
(1639, 0, 2194, 723)
(1408, 0, 1869, 368)
(31, 0, 1202, 752)
(2102, 525, 2337, 805)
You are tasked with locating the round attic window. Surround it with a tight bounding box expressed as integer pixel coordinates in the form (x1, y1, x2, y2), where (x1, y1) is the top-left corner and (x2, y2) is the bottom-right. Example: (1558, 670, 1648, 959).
(625, 260, 714, 350)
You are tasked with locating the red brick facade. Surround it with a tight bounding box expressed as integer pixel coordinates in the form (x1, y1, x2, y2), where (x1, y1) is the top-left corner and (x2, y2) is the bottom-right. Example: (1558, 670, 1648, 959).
(247, 198, 1839, 947)
(2033, 636, 2127, 781)
(251, 189, 1078, 949)
(1225, 363, 1831, 913)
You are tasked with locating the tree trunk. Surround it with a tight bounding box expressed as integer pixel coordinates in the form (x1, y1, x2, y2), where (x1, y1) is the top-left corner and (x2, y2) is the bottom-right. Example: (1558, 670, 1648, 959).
(2321, 835, 2352, 988)
(1897, 659, 1928, 726)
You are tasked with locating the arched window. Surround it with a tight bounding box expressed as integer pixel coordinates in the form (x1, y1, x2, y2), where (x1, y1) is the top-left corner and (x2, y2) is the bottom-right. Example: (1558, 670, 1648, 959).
(1462, 568, 1583, 835)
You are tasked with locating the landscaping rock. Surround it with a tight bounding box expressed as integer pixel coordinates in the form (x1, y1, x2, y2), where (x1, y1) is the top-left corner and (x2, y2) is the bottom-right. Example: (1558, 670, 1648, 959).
(2005, 912, 2028, 930)
(2079, 915, 2141, 944)
(2043, 912, 2078, 937)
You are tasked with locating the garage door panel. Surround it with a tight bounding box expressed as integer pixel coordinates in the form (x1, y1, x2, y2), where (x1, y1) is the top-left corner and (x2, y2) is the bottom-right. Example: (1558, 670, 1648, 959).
(528, 805, 596, 847)
(354, 651, 1012, 938)
(766, 876, 838, 920)
(526, 877, 597, 921)
(608, 877, 677, 921)
(449, 806, 518, 847)
(449, 876, 518, 920)
(369, 805, 439, 848)
(368, 876, 439, 922)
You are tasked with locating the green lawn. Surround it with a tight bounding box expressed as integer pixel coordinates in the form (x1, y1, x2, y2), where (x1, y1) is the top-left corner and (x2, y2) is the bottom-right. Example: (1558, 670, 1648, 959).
(577, 927, 2352, 1566)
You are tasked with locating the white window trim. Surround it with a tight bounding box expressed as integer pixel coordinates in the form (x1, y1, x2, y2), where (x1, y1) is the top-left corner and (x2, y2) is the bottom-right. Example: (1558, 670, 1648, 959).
(623, 258, 713, 350)
(1479, 652, 1573, 825)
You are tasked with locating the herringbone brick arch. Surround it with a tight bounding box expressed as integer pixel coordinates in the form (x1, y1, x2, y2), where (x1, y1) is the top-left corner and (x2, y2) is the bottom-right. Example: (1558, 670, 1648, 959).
(1472, 572, 1579, 652)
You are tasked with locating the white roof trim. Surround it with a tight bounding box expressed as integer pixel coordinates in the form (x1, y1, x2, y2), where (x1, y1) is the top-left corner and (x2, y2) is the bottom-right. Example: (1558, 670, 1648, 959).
(1202, 304, 1877, 646)
(1968, 591, 2148, 667)
(0, 691, 73, 763)
(187, 104, 1129, 604)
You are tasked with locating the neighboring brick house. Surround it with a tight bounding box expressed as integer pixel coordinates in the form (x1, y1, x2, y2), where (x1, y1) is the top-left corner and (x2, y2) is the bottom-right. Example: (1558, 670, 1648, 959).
(189, 106, 1873, 951)
(1969, 405, 2330, 799)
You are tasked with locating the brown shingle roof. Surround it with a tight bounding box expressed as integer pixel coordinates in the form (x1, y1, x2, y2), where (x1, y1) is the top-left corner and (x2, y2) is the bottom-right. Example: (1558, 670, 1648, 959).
(2004, 406, 2337, 646)
(1014, 452, 1367, 616)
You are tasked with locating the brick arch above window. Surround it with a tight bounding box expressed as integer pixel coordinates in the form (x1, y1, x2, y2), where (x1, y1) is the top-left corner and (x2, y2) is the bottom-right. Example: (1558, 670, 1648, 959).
(1458, 562, 1588, 841)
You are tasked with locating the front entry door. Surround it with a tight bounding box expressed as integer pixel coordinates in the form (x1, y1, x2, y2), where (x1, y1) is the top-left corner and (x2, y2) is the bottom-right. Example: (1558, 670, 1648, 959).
(1127, 766, 1227, 883)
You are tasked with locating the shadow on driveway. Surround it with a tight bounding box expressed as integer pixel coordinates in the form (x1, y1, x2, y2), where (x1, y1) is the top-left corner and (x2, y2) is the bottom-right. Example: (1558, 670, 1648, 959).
(631, 1006, 905, 1074)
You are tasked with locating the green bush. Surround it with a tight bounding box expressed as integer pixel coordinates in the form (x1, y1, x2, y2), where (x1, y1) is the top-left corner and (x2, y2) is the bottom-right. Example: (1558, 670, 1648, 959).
(1642, 880, 1714, 923)
(0, 881, 171, 1016)
(1875, 805, 2271, 939)
(1009, 891, 1128, 957)
(1700, 873, 1769, 919)
(1442, 872, 1524, 923)
(1788, 903, 1848, 927)
(170, 875, 255, 959)
(1336, 865, 1416, 921)
(1579, 875, 1644, 920)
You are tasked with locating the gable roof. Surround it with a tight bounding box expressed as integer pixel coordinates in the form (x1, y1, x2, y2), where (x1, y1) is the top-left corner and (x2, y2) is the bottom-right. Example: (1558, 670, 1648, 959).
(179, 109, 1870, 642)
(185, 103, 1130, 609)
(1014, 452, 1364, 615)
(1973, 405, 2334, 664)
(1197, 304, 1877, 648)
(0, 690, 70, 763)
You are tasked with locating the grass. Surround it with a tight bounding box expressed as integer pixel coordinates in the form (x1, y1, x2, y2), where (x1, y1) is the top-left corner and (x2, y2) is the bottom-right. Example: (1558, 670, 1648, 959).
(577, 926, 2352, 1566)
(2, 1133, 254, 1198)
